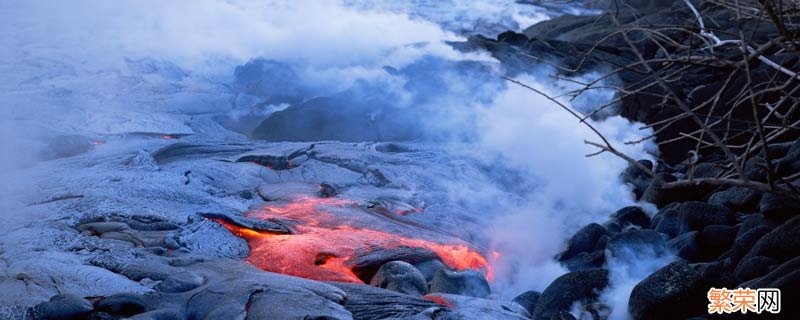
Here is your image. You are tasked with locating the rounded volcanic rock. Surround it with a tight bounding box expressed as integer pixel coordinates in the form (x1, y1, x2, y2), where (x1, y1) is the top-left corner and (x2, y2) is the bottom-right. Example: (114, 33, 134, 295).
(94, 293, 148, 317)
(740, 215, 800, 263)
(533, 268, 609, 320)
(369, 261, 428, 297)
(606, 229, 668, 262)
(429, 269, 491, 298)
(32, 294, 94, 320)
(413, 259, 447, 283)
(611, 206, 651, 229)
(512, 290, 541, 315)
(628, 261, 708, 320)
(557, 223, 608, 262)
(651, 201, 733, 238)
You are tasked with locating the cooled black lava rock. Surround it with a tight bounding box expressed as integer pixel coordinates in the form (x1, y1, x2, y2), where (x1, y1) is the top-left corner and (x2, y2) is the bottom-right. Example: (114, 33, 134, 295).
(671, 228, 736, 264)
(602, 220, 622, 234)
(329, 282, 442, 320)
(32, 294, 94, 320)
(640, 173, 676, 207)
(422, 293, 530, 319)
(606, 229, 668, 261)
(730, 225, 771, 264)
(759, 191, 800, 219)
(349, 247, 440, 283)
(124, 220, 179, 232)
(497, 30, 529, 46)
(620, 160, 654, 200)
(740, 215, 800, 262)
(86, 312, 116, 320)
(550, 311, 577, 320)
(708, 187, 763, 212)
(533, 268, 609, 320)
(560, 250, 606, 271)
(151, 143, 252, 164)
(688, 162, 722, 179)
(155, 272, 205, 293)
(374, 142, 416, 153)
(594, 235, 609, 251)
(667, 231, 701, 262)
(123, 309, 182, 320)
(429, 269, 491, 298)
(775, 140, 800, 176)
(318, 182, 338, 198)
(41, 135, 94, 160)
(413, 259, 447, 283)
(182, 260, 351, 319)
(236, 154, 294, 170)
(628, 261, 708, 320)
(696, 224, 739, 261)
(738, 257, 800, 319)
(736, 213, 776, 238)
(369, 261, 428, 297)
(94, 293, 148, 317)
(735, 256, 780, 282)
(512, 290, 541, 315)
(557, 223, 608, 262)
(611, 206, 651, 229)
(698, 261, 738, 289)
(198, 212, 291, 234)
(76, 221, 130, 234)
(744, 156, 769, 181)
(651, 201, 733, 238)
(363, 168, 391, 187)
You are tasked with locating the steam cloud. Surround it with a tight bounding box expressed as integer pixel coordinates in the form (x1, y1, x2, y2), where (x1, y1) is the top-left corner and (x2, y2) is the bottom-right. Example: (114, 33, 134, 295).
(1, 0, 658, 312)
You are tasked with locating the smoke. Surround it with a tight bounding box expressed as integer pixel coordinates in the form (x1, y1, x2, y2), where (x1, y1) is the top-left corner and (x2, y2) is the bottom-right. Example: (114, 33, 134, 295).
(0, 0, 474, 229)
(2, 1, 659, 314)
(601, 246, 674, 320)
(459, 72, 654, 297)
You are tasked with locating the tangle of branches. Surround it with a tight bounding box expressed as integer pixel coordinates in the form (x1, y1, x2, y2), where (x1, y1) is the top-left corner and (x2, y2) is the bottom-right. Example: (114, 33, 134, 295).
(508, 0, 800, 200)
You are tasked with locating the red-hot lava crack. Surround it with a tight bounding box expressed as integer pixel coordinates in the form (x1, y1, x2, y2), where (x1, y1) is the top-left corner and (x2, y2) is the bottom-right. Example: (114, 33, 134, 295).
(215, 196, 494, 283)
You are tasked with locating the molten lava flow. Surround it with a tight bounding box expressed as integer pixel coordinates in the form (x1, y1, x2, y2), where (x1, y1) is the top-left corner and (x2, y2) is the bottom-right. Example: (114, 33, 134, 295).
(216, 196, 493, 283)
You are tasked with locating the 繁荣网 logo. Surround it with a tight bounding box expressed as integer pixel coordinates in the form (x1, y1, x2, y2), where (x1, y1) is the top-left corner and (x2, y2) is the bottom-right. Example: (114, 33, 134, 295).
(707, 287, 780, 314)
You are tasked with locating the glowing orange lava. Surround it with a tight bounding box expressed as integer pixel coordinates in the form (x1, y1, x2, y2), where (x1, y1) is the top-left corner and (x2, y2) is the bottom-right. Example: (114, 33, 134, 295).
(423, 295, 454, 308)
(216, 196, 493, 283)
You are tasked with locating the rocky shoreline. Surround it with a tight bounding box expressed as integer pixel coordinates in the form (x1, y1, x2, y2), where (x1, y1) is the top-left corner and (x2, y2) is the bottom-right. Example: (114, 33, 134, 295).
(466, 0, 800, 319)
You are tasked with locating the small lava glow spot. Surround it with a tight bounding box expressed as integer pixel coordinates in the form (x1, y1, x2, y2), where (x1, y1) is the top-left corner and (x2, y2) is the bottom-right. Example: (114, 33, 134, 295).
(394, 207, 424, 216)
(423, 295, 454, 308)
(216, 196, 493, 283)
(161, 135, 174, 139)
